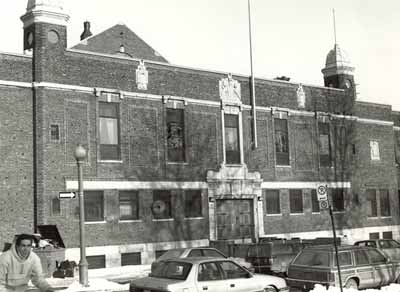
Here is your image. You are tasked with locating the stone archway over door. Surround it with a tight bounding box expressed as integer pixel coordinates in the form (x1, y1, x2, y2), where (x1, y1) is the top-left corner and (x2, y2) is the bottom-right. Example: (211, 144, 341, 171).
(216, 199, 254, 240)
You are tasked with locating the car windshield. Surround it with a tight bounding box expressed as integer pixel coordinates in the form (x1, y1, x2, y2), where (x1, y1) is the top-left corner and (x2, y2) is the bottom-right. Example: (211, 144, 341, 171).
(158, 249, 186, 261)
(151, 261, 192, 280)
(293, 250, 330, 267)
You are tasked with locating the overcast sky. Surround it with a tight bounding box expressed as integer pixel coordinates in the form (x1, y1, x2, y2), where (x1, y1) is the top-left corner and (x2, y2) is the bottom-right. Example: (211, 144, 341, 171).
(2, 0, 400, 110)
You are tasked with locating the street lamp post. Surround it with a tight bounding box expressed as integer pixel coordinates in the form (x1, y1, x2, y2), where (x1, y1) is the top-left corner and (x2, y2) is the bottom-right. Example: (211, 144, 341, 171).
(74, 144, 88, 286)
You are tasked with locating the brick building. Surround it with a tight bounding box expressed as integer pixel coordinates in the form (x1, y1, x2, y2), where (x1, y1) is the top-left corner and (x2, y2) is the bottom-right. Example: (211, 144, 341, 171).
(1, 0, 400, 267)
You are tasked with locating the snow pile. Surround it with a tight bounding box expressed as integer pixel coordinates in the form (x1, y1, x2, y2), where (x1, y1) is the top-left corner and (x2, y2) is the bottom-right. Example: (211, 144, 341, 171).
(60, 279, 128, 292)
(311, 284, 400, 292)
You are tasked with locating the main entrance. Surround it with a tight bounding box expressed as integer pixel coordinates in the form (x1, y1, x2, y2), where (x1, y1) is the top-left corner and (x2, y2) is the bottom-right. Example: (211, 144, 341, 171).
(215, 199, 254, 240)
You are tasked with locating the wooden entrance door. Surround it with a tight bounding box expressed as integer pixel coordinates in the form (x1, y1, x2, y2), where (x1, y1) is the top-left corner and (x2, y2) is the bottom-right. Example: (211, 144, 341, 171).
(216, 199, 254, 240)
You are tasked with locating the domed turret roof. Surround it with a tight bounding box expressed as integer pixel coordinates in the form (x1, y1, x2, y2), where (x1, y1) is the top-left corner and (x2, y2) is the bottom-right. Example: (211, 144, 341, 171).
(325, 44, 352, 68)
(26, 0, 64, 13)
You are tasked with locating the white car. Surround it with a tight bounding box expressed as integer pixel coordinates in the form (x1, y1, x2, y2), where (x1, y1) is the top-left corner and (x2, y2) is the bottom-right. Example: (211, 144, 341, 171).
(130, 257, 289, 292)
(152, 247, 253, 272)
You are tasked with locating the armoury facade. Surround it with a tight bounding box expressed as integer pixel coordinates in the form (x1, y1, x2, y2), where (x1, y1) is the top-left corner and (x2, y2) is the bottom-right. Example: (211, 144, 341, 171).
(1, 0, 400, 267)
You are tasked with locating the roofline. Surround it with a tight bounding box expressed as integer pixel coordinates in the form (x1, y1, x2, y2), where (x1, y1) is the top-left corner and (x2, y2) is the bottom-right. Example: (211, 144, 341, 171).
(0, 51, 32, 59)
(356, 100, 392, 109)
(66, 48, 344, 92)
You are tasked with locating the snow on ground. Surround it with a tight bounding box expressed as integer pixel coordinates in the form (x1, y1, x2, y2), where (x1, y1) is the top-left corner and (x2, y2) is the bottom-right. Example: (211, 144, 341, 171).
(60, 279, 128, 292)
(311, 283, 400, 292)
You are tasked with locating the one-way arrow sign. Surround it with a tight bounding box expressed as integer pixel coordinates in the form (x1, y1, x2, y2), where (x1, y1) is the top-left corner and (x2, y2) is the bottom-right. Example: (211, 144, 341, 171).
(59, 192, 76, 199)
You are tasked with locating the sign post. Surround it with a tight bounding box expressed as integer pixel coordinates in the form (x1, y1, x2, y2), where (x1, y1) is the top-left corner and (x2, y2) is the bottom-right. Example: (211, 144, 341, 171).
(316, 184, 343, 292)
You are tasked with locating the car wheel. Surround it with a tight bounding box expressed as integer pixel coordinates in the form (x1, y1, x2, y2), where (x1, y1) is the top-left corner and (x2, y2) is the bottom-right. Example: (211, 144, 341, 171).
(264, 286, 277, 292)
(344, 278, 359, 290)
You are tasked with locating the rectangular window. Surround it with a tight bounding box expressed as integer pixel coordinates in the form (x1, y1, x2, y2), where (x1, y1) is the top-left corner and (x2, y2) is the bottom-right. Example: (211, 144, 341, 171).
(87, 255, 106, 269)
(366, 189, 378, 217)
(331, 189, 344, 212)
(51, 197, 61, 216)
(369, 232, 379, 240)
(274, 118, 289, 165)
(380, 189, 391, 217)
(166, 108, 185, 162)
(264, 190, 280, 214)
(311, 189, 320, 213)
(121, 252, 141, 266)
(382, 232, 393, 239)
(370, 140, 380, 161)
(99, 102, 120, 160)
(318, 122, 331, 167)
(119, 191, 139, 220)
(155, 250, 167, 259)
(224, 114, 240, 164)
(152, 190, 172, 219)
(50, 124, 60, 142)
(289, 189, 303, 214)
(184, 190, 202, 218)
(84, 191, 104, 222)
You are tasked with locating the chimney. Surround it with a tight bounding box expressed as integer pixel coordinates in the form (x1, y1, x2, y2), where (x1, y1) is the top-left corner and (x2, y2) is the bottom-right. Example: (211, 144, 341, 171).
(80, 21, 93, 41)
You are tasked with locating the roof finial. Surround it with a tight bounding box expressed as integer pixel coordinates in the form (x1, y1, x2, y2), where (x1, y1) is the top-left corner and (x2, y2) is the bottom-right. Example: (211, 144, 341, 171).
(332, 8, 337, 45)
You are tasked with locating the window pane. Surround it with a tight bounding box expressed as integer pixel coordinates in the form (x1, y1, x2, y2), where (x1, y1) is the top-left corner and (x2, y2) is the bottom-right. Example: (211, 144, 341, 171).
(198, 262, 223, 281)
(153, 190, 172, 219)
(354, 250, 369, 265)
(264, 190, 280, 214)
(84, 191, 104, 222)
(369, 232, 379, 240)
(382, 232, 393, 239)
(50, 124, 60, 141)
(225, 114, 240, 164)
(380, 189, 391, 217)
(366, 189, 377, 217)
(100, 118, 118, 144)
(87, 255, 105, 269)
(100, 144, 119, 160)
(121, 252, 141, 266)
(52, 197, 60, 215)
(274, 118, 289, 165)
(367, 250, 386, 264)
(119, 191, 139, 220)
(332, 189, 344, 211)
(333, 252, 352, 266)
(99, 102, 118, 117)
(311, 189, 320, 212)
(167, 108, 185, 162)
(290, 189, 303, 213)
(217, 261, 249, 279)
(319, 122, 331, 167)
(184, 190, 202, 218)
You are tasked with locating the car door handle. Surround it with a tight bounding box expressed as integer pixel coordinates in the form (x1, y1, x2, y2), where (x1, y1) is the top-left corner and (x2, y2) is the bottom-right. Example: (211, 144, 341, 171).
(202, 287, 208, 290)
(230, 284, 235, 287)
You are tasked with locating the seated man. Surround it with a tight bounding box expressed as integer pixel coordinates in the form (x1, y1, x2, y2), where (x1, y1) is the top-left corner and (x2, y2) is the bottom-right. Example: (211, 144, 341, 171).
(0, 234, 55, 292)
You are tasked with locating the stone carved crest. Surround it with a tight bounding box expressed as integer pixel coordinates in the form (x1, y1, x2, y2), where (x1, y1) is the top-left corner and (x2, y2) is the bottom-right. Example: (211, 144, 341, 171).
(136, 60, 148, 90)
(296, 84, 306, 108)
(219, 73, 241, 103)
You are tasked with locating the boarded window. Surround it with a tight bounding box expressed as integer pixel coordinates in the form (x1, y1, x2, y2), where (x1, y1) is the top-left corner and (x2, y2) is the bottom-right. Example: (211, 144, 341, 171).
(99, 102, 120, 160)
(121, 252, 141, 266)
(224, 114, 240, 164)
(264, 190, 280, 214)
(167, 108, 185, 162)
(318, 122, 331, 167)
(84, 191, 104, 222)
(274, 118, 289, 165)
(289, 189, 303, 213)
(87, 255, 105, 269)
(184, 190, 202, 218)
(152, 190, 172, 219)
(369, 232, 379, 240)
(382, 232, 393, 239)
(366, 189, 378, 217)
(119, 191, 139, 220)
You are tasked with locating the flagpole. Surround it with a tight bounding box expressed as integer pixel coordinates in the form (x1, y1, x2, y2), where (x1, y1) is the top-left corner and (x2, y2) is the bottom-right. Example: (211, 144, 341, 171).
(248, 0, 258, 149)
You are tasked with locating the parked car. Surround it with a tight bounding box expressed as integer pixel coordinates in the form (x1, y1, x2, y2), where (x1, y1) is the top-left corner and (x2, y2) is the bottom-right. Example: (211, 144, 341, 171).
(130, 257, 289, 292)
(354, 239, 400, 261)
(246, 241, 303, 275)
(152, 247, 253, 273)
(286, 245, 400, 290)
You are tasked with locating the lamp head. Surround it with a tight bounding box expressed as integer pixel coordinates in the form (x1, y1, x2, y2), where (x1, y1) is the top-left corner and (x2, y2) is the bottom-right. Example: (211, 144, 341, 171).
(74, 144, 87, 161)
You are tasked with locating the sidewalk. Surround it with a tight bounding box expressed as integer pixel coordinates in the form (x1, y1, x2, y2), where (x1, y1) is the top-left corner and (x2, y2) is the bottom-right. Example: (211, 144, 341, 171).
(32, 265, 151, 292)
